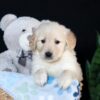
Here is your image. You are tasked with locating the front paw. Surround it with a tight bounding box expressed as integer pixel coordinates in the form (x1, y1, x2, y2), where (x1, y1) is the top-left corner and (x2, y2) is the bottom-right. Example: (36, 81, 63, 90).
(57, 74, 72, 89)
(34, 70, 47, 86)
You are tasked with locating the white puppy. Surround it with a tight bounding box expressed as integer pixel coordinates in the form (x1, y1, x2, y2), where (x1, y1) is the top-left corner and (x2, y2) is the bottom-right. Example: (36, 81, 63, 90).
(29, 21, 83, 89)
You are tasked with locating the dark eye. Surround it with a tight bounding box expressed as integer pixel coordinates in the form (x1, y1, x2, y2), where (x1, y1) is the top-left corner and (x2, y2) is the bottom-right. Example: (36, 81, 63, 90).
(22, 29, 26, 32)
(41, 39, 45, 43)
(55, 40, 60, 44)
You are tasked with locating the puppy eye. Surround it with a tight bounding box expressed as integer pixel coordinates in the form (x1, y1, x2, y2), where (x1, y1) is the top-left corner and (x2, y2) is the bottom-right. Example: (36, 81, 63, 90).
(55, 40, 60, 44)
(22, 29, 26, 32)
(41, 39, 45, 43)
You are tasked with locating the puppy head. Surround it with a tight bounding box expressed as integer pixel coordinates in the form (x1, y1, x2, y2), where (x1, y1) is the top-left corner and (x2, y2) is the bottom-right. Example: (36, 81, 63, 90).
(29, 21, 76, 62)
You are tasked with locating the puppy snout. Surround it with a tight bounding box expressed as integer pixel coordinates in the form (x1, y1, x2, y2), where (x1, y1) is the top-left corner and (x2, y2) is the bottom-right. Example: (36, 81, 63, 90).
(45, 51, 52, 58)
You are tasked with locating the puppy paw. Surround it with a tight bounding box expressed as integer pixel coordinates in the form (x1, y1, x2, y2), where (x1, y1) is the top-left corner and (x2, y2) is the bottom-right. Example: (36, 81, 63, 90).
(57, 72, 73, 89)
(34, 70, 47, 86)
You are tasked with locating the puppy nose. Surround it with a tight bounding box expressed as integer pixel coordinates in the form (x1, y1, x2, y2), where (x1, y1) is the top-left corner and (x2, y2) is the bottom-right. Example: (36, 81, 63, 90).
(45, 51, 52, 58)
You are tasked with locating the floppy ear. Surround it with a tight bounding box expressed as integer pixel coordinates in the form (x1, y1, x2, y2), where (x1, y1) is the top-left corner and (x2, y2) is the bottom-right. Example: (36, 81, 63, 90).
(28, 28, 37, 51)
(66, 30, 76, 49)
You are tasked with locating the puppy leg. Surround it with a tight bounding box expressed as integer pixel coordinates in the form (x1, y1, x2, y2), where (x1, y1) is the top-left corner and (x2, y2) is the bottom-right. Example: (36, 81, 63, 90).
(57, 70, 76, 89)
(34, 69, 47, 86)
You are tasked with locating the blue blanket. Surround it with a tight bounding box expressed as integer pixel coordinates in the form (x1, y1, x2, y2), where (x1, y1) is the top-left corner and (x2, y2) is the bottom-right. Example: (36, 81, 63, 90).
(0, 71, 81, 100)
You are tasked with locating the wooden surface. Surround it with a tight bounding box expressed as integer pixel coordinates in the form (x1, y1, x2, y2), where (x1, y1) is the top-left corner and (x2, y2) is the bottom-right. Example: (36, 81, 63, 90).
(0, 88, 13, 100)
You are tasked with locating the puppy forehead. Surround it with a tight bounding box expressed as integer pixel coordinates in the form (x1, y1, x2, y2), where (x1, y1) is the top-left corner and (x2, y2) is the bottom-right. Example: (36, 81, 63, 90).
(35, 22, 70, 37)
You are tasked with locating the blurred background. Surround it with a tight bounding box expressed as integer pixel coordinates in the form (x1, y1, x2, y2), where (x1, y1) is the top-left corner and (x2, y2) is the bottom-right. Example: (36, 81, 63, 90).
(0, 0, 100, 99)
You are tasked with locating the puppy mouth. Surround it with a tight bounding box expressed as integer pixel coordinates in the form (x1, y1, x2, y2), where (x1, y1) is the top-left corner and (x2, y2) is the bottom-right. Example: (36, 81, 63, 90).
(44, 57, 61, 63)
(43, 55, 60, 63)
(44, 57, 54, 63)
(45, 56, 53, 60)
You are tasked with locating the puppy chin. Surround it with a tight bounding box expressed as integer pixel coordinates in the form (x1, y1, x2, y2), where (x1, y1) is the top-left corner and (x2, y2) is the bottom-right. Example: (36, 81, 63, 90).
(44, 59, 54, 63)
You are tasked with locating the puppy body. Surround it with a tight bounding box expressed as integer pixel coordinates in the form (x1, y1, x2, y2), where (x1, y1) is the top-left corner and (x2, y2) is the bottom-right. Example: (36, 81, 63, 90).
(32, 49, 82, 78)
(30, 21, 83, 89)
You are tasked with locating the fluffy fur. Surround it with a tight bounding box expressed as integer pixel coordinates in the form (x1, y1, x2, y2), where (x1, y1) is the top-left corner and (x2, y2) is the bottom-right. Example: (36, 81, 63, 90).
(29, 21, 83, 89)
(0, 14, 40, 74)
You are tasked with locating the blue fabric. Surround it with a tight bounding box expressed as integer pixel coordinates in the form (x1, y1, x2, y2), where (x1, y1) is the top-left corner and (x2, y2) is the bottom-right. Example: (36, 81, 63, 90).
(0, 71, 81, 100)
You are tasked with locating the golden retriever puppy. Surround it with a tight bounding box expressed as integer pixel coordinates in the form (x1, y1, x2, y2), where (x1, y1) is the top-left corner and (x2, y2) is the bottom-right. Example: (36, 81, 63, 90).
(29, 21, 83, 89)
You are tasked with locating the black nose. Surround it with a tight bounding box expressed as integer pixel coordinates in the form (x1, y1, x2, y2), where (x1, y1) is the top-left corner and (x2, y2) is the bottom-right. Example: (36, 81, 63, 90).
(45, 51, 52, 58)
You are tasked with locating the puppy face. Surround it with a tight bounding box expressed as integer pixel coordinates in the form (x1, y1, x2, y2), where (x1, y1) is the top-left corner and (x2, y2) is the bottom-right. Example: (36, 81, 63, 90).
(29, 21, 76, 62)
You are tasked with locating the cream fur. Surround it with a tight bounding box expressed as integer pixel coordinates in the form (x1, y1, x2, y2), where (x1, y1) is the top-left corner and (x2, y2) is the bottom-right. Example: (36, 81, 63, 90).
(30, 21, 83, 89)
